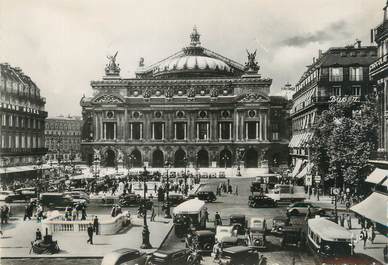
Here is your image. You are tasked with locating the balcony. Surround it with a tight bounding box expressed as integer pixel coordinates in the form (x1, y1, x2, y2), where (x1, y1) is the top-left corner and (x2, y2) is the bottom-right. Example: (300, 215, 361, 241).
(370, 54, 388, 79)
(375, 21, 388, 42)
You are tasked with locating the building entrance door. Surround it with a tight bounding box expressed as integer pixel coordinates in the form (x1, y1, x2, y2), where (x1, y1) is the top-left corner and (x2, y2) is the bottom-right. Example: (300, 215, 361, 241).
(106, 149, 116, 167)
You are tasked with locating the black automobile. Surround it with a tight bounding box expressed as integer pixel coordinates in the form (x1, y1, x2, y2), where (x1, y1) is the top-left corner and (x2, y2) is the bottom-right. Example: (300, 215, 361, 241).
(250, 181, 264, 193)
(101, 248, 147, 265)
(146, 248, 198, 265)
(219, 246, 260, 265)
(118, 193, 141, 207)
(5, 188, 37, 203)
(229, 214, 246, 235)
(196, 191, 216, 202)
(248, 195, 277, 208)
(271, 215, 290, 235)
(166, 194, 186, 206)
(280, 226, 303, 248)
(186, 230, 215, 254)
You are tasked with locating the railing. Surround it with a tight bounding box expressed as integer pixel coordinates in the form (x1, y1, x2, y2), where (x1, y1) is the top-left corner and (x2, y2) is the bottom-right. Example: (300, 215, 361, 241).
(42, 213, 130, 235)
(375, 21, 388, 40)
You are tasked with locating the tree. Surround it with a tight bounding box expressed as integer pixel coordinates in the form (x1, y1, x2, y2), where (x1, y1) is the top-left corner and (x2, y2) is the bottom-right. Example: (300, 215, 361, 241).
(309, 100, 378, 191)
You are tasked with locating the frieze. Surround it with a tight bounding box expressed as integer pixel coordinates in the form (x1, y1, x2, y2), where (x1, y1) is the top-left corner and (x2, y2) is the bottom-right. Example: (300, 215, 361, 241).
(94, 94, 124, 104)
(239, 93, 269, 102)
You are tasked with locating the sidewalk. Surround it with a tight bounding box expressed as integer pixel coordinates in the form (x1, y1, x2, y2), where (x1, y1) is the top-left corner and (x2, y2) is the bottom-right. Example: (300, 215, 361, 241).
(0, 215, 173, 258)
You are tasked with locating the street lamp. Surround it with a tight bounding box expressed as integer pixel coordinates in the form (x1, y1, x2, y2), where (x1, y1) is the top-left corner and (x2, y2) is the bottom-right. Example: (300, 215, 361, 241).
(236, 148, 245, 177)
(164, 161, 172, 219)
(221, 153, 229, 170)
(127, 154, 135, 176)
(183, 156, 188, 196)
(140, 166, 152, 249)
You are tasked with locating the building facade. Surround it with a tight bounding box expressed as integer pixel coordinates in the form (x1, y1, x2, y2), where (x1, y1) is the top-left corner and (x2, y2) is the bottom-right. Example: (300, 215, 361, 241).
(44, 116, 83, 164)
(80, 28, 289, 172)
(0, 63, 47, 182)
(370, 1, 388, 160)
(289, 43, 377, 178)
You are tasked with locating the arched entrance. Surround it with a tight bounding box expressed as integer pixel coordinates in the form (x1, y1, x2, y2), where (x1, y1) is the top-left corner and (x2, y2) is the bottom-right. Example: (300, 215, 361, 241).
(152, 149, 164, 168)
(197, 149, 209, 168)
(245, 148, 258, 168)
(219, 149, 232, 168)
(131, 149, 142, 167)
(174, 149, 186, 167)
(106, 149, 116, 167)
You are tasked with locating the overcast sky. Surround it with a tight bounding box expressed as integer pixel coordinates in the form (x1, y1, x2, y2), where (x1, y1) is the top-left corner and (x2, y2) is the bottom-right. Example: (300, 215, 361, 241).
(0, 0, 384, 117)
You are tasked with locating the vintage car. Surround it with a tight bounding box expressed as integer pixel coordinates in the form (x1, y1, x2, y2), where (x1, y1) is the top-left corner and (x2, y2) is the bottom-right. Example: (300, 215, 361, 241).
(248, 194, 277, 208)
(229, 214, 246, 235)
(286, 202, 323, 216)
(39, 193, 74, 208)
(195, 191, 216, 202)
(249, 217, 267, 249)
(63, 191, 90, 204)
(5, 187, 37, 203)
(118, 193, 141, 207)
(271, 216, 290, 235)
(0, 190, 14, 201)
(250, 181, 264, 193)
(146, 248, 198, 265)
(219, 246, 260, 265)
(186, 230, 215, 254)
(167, 194, 186, 206)
(101, 248, 147, 265)
(216, 225, 235, 242)
(173, 198, 206, 238)
(280, 226, 303, 248)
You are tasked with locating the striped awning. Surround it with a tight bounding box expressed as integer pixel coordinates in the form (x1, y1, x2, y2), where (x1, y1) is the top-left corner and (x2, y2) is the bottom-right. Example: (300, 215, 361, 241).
(295, 162, 314, 179)
(365, 168, 388, 187)
(291, 159, 304, 178)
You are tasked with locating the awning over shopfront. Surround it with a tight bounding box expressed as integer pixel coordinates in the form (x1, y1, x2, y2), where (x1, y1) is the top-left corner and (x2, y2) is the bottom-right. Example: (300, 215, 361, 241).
(295, 162, 314, 179)
(0, 164, 51, 175)
(351, 192, 388, 228)
(365, 168, 388, 187)
(289, 132, 314, 148)
(291, 159, 303, 178)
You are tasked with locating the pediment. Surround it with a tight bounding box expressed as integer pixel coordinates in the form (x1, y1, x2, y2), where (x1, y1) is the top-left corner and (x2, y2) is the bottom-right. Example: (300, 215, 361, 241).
(92, 94, 124, 104)
(238, 92, 269, 102)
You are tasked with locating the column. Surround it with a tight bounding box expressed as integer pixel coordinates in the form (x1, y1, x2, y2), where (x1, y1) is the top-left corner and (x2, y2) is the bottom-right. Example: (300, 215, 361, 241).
(235, 112, 239, 141)
(130, 123, 133, 140)
(152, 123, 155, 140)
(100, 115, 103, 140)
(113, 123, 116, 140)
(245, 122, 248, 140)
(103, 123, 106, 140)
(95, 114, 98, 140)
(140, 123, 143, 140)
(264, 114, 268, 140)
(241, 113, 245, 141)
(124, 109, 128, 140)
(206, 123, 209, 140)
(174, 123, 177, 140)
(218, 123, 222, 140)
(196, 123, 199, 140)
(162, 123, 165, 140)
(256, 122, 259, 140)
(184, 123, 187, 140)
(259, 113, 263, 141)
(229, 122, 232, 140)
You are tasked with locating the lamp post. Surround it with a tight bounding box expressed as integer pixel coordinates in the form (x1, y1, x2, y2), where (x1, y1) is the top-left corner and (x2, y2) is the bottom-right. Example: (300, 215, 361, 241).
(221, 153, 229, 170)
(164, 161, 172, 219)
(183, 156, 188, 196)
(140, 166, 152, 249)
(127, 154, 135, 176)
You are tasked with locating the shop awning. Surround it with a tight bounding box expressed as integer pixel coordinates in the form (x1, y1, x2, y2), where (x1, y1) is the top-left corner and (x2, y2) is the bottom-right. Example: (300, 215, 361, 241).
(351, 192, 388, 227)
(365, 168, 388, 186)
(295, 162, 314, 179)
(291, 159, 303, 178)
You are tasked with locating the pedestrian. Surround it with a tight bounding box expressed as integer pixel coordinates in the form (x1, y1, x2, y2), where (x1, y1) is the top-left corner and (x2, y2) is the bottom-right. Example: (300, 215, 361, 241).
(4, 205, 9, 224)
(36, 204, 43, 223)
(150, 206, 156, 222)
(234, 185, 238, 196)
(115, 205, 122, 215)
(93, 216, 99, 235)
(87, 223, 94, 244)
(81, 204, 87, 220)
(0, 206, 4, 224)
(72, 207, 77, 221)
(360, 228, 368, 249)
(215, 212, 222, 227)
(35, 228, 42, 241)
(204, 208, 209, 222)
(369, 225, 376, 244)
(24, 205, 31, 221)
(346, 214, 352, 230)
(339, 214, 345, 227)
(213, 241, 221, 261)
(111, 205, 117, 217)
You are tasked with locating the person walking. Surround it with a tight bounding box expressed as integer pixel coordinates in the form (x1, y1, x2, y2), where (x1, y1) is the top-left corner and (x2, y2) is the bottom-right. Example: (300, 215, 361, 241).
(369, 225, 376, 244)
(360, 228, 368, 249)
(214, 212, 222, 227)
(111, 205, 117, 217)
(93, 216, 99, 235)
(87, 223, 94, 244)
(339, 214, 345, 227)
(234, 185, 238, 196)
(81, 204, 87, 220)
(150, 206, 156, 222)
(346, 214, 352, 230)
(24, 205, 31, 221)
(35, 228, 42, 241)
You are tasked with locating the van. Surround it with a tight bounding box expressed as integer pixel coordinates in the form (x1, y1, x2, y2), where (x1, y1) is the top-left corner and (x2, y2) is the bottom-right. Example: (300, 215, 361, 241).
(39, 193, 73, 208)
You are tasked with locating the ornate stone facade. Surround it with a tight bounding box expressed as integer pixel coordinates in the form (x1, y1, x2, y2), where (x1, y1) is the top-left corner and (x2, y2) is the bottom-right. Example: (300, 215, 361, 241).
(80, 28, 289, 170)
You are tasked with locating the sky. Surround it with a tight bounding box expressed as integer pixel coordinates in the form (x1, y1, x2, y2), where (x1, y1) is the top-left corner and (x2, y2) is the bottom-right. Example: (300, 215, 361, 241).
(0, 0, 384, 117)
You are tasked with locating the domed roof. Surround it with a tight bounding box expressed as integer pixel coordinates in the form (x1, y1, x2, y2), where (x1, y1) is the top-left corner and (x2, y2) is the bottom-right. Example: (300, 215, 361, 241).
(136, 26, 244, 79)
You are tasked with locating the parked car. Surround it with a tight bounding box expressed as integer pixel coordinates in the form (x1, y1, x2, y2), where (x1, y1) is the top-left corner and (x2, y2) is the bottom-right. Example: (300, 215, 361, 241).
(39, 193, 74, 208)
(5, 188, 37, 203)
(286, 202, 323, 216)
(219, 246, 260, 265)
(229, 214, 246, 235)
(216, 225, 235, 242)
(249, 217, 267, 249)
(186, 230, 215, 254)
(101, 248, 147, 265)
(118, 193, 141, 207)
(146, 248, 197, 265)
(248, 194, 277, 208)
(271, 216, 289, 235)
(280, 226, 303, 248)
(63, 191, 90, 204)
(195, 191, 216, 202)
(0, 191, 15, 201)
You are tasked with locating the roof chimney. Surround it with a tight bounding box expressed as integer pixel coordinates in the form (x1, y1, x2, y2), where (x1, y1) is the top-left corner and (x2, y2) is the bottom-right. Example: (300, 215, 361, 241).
(318, 49, 323, 58)
(354, 39, 362, 48)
